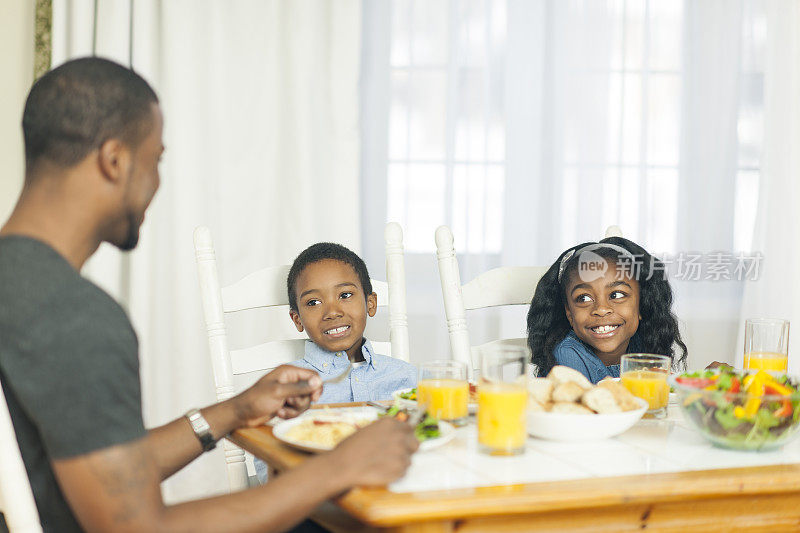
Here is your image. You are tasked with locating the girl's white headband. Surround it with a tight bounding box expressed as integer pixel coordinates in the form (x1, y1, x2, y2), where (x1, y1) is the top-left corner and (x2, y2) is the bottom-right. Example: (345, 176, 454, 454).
(557, 243, 636, 283)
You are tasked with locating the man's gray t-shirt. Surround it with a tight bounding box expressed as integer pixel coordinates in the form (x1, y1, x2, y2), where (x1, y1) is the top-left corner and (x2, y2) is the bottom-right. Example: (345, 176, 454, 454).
(0, 236, 146, 532)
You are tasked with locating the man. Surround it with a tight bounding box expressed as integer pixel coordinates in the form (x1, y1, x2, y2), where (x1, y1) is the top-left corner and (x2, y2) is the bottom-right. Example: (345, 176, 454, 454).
(0, 57, 417, 532)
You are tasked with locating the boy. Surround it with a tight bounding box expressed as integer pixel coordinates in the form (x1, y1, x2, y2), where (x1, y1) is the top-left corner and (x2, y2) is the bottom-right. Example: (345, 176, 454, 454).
(256, 243, 417, 483)
(286, 242, 417, 402)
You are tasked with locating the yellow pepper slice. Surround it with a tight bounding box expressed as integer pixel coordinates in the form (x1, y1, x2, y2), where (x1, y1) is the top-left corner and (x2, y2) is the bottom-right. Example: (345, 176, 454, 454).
(745, 370, 770, 393)
(744, 382, 763, 416)
(734, 406, 749, 419)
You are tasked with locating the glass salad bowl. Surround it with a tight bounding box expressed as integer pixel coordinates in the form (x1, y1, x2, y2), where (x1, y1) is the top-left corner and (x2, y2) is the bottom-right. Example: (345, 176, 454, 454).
(669, 368, 800, 451)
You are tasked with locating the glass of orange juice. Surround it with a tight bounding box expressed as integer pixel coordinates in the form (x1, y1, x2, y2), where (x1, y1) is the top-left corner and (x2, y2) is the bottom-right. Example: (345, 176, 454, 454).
(478, 347, 527, 456)
(418, 361, 469, 425)
(744, 318, 789, 372)
(620, 354, 671, 418)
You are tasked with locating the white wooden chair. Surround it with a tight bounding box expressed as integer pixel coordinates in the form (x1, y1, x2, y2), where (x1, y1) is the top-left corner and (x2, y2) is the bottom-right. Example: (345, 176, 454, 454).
(435, 225, 624, 377)
(193, 223, 410, 492)
(0, 381, 43, 533)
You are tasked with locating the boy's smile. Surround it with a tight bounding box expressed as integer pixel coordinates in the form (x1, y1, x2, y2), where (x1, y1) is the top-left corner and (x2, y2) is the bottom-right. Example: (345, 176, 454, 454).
(289, 259, 377, 361)
(563, 260, 641, 366)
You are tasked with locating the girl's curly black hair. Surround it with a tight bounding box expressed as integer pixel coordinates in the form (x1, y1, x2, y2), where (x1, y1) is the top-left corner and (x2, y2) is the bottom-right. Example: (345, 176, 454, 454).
(526, 236, 688, 377)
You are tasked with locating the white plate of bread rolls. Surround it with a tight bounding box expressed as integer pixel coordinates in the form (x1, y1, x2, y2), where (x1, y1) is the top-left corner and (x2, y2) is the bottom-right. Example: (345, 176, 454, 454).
(527, 366, 647, 441)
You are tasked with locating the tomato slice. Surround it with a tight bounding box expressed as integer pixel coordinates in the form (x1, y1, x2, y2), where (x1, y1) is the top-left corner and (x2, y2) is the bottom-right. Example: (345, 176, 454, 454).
(675, 377, 715, 388)
(774, 399, 793, 418)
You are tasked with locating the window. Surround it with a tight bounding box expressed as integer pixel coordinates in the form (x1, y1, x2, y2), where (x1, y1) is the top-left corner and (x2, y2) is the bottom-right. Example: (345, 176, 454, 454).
(380, 0, 764, 256)
(387, 0, 506, 253)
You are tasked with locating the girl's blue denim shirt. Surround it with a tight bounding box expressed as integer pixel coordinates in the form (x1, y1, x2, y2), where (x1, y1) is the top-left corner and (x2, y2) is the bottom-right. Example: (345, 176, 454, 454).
(552, 331, 643, 384)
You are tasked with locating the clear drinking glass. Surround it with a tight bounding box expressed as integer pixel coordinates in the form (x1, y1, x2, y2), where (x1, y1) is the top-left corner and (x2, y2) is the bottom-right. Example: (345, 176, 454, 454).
(477, 347, 527, 456)
(743, 318, 790, 373)
(418, 360, 469, 425)
(620, 354, 671, 418)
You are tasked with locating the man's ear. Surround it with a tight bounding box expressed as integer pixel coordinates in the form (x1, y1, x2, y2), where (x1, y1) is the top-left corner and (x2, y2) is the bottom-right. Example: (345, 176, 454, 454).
(97, 139, 131, 185)
(366, 292, 378, 317)
(289, 309, 304, 332)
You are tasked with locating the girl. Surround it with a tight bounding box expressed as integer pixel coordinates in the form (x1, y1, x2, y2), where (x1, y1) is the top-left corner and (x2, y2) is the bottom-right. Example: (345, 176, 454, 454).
(527, 236, 687, 382)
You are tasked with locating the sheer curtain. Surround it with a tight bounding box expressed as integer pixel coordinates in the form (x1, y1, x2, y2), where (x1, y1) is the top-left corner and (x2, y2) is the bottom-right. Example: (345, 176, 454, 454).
(361, 0, 766, 369)
(738, 1, 800, 372)
(52, 0, 362, 502)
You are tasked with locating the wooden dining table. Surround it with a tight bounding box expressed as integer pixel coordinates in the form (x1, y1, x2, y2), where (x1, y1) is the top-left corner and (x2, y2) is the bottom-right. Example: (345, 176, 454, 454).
(230, 402, 800, 532)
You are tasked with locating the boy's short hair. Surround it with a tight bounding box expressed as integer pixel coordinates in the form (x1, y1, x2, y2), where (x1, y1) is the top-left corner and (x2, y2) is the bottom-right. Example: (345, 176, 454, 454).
(287, 243, 373, 311)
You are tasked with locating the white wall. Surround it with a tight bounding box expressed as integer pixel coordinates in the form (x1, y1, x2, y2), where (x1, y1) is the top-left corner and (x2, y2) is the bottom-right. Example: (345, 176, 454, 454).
(0, 1, 34, 221)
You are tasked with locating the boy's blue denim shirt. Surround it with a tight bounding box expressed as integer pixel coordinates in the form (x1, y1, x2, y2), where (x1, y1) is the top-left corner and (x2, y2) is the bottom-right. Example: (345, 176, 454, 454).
(255, 339, 416, 483)
(553, 331, 643, 384)
(292, 339, 417, 402)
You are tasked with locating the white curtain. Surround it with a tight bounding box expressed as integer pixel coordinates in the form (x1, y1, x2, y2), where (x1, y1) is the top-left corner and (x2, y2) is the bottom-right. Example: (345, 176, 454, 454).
(52, 0, 362, 502)
(738, 1, 800, 371)
(361, 0, 767, 370)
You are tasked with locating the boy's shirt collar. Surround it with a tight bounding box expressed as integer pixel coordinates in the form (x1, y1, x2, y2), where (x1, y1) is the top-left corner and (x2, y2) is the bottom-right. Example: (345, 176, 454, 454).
(303, 339, 378, 374)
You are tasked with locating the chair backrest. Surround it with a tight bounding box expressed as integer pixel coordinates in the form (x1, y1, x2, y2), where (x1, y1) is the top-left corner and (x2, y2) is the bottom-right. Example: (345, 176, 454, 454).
(0, 381, 43, 533)
(434, 225, 624, 377)
(193, 223, 409, 492)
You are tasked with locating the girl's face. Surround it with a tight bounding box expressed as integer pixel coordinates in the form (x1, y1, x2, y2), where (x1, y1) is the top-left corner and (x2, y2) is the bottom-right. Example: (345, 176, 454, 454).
(563, 259, 641, 365)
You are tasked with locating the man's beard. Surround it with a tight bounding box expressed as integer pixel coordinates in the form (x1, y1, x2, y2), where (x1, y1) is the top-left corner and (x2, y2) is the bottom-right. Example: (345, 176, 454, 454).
(117, 211, 140, 251)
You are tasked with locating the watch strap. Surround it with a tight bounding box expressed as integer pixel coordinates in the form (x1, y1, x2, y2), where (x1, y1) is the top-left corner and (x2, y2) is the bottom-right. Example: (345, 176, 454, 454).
(185, 408, 217, 452)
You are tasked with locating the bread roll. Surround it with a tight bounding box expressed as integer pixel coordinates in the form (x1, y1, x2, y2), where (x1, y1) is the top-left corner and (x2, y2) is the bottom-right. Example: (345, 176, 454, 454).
(550, 402, 594, 415)
(528, 397, 547, 412)
(581, 387, 621, 414)
(528, 377, 554, 404)
(552, 381, 585, 403)
(547, 365, 593, 391)
(598, 378, 641, 412)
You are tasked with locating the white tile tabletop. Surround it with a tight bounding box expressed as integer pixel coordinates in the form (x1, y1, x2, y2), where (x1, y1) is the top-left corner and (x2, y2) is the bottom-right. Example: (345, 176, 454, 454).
(385, 398, 800, 494)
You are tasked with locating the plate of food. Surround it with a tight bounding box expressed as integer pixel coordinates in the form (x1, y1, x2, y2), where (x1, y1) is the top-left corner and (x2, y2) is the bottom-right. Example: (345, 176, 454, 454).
(272, 406, 456, 453)
(392, 387, 419, 408)
(392, 385, 480, 413)
(526, 366, 648, 441)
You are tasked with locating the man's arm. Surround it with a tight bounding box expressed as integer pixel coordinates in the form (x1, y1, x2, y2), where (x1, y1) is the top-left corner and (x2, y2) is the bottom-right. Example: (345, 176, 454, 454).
(54, 417, 417, 533)
(146, 365, 323, 481)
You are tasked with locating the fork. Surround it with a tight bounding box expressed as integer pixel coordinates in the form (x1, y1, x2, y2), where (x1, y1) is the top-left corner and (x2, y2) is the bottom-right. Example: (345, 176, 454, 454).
(322, 363, 355, 384)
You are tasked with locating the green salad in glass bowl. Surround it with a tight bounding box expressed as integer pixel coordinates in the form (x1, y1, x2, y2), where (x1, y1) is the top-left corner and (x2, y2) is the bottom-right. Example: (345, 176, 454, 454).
(669, 367, 800, 451)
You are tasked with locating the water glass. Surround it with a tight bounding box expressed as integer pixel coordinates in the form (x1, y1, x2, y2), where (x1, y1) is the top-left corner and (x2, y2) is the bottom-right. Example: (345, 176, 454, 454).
(620, 354, 670, 418)
(478, 347, 527, 456)
(743, 318, 790, 373)
(418, 360, 469, 425)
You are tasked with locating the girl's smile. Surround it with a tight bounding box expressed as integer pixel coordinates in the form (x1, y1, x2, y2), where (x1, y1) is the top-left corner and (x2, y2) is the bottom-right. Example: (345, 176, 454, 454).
(588, 324, 621, 337)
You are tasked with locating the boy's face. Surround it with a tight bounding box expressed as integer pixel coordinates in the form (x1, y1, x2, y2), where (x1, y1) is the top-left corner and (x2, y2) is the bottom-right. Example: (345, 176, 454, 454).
(289, 259, 377, 360)
(563, 260, 641, 365)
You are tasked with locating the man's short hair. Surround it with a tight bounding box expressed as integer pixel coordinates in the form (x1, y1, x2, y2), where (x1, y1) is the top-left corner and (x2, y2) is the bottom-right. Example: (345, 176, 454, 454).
(22, 56, 159, 172)
(287, 243, 373, 311)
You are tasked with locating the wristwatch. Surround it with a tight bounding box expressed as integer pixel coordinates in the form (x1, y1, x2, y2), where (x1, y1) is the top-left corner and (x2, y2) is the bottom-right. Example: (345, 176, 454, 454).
(185, 408, 217, 452)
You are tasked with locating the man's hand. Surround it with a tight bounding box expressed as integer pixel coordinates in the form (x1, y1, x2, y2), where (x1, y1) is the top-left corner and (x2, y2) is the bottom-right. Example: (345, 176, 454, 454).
(233, 365, 323, 427)
(325, 417, 419, 487)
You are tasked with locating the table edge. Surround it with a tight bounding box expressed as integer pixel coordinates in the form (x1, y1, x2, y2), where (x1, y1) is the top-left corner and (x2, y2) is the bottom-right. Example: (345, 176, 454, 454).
(231, 426, 800, 527)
